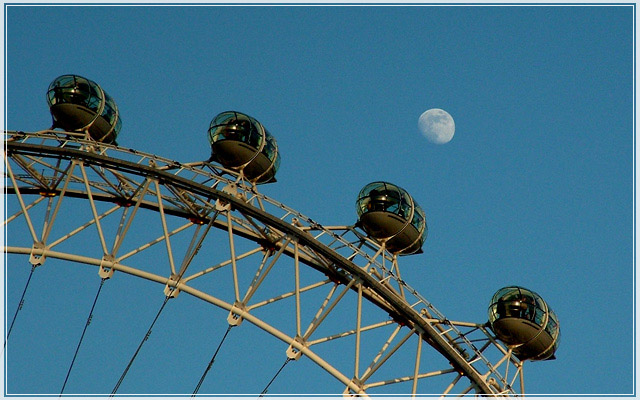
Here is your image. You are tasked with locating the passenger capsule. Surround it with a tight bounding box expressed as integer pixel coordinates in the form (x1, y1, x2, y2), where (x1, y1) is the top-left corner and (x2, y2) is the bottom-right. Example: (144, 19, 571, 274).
(355, 181, 427, 255)
(47, 74, 122, 144)
(488, 286, 560, 361)
(207, 111, 281, 184)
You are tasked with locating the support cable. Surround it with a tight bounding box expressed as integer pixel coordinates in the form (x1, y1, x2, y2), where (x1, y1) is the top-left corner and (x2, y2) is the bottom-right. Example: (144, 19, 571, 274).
(191, 325, 234, 396)
(110, 295, 172, 396)
(259, 358, 292, 396)
(60, 278, 106, 394)
(4, 264, 37, 348)
(109, 209, 217, 395)
(110, 209, 217, 396)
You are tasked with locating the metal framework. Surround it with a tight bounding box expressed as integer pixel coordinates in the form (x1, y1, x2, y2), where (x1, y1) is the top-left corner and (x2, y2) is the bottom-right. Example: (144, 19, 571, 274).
(3, 130, 526, 395)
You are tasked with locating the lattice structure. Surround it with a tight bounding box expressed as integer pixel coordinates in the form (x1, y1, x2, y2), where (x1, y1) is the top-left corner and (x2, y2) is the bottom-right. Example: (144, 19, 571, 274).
(4, 130, 527, 395)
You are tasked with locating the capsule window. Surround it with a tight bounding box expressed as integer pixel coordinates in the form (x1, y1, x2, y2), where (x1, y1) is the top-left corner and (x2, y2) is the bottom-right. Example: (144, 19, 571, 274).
(263, 134, 277, 161)
(247, 120, 264, 149)
(209, 112, 261, 146)
(100, 93, 117, 124)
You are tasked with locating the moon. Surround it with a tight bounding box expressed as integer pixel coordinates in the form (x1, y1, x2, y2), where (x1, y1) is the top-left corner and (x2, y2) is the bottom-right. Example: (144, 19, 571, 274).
(418, 109, 455, 144)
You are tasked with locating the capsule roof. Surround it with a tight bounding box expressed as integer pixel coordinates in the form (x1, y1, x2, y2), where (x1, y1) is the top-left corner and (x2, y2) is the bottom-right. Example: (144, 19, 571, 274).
(356, 181, 427, 255)
(207, 111, 281, 184)
(47, 74, 121, 144)
(488, 286, 560, 361)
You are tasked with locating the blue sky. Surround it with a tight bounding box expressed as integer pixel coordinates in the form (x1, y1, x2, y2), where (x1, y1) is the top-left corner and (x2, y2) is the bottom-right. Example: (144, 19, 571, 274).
(2, 3, 636, 396)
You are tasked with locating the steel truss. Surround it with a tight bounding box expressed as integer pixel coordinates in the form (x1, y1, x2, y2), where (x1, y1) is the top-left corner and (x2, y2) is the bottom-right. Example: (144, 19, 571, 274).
(3, 130, 525, 395)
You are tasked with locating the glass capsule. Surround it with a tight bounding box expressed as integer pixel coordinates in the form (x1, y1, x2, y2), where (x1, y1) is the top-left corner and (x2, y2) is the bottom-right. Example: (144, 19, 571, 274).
(356, 181, 427, 255)
(208, 111, 280, 184)
(488, 286, 560, 361)
(47, 74, 121, 144)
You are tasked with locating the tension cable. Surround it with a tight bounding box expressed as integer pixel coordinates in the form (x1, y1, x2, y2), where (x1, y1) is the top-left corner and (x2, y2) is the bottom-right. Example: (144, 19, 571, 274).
(259, 357, 292, 397)
(111, 210, 218, 395)
(110, 294, 172, 396)
(191, 324, 234, 396)
(60, 278, 107, 394)
(4, 264, 37, 349)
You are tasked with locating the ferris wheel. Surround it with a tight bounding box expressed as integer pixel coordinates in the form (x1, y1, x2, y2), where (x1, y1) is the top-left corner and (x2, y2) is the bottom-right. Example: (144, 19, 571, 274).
(3, 74, 560, 396)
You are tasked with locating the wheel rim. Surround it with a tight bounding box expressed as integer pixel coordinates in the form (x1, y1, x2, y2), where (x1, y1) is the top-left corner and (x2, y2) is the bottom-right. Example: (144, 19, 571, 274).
(4, 130, 524, 395)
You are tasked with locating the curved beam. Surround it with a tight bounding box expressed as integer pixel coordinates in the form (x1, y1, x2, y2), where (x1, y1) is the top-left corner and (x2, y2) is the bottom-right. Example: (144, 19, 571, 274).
(3, 245, 365, 394)
(5, 141, 494, 394)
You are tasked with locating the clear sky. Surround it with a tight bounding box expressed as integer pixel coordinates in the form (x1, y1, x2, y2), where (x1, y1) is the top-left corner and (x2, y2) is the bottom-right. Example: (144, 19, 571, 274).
(2, 3, 636, 396)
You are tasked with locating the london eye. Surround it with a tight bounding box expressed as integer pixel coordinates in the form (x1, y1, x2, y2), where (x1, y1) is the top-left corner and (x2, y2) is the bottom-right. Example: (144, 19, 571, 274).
(3, 74, 560, 396)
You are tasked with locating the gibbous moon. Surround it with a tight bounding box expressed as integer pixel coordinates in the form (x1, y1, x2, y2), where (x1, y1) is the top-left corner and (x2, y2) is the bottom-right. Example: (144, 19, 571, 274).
(418, 109, 455, 144)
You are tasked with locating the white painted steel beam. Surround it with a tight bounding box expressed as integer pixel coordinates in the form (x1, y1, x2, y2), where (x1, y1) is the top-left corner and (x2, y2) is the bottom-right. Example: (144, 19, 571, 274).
(4, 139, 508, 395)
